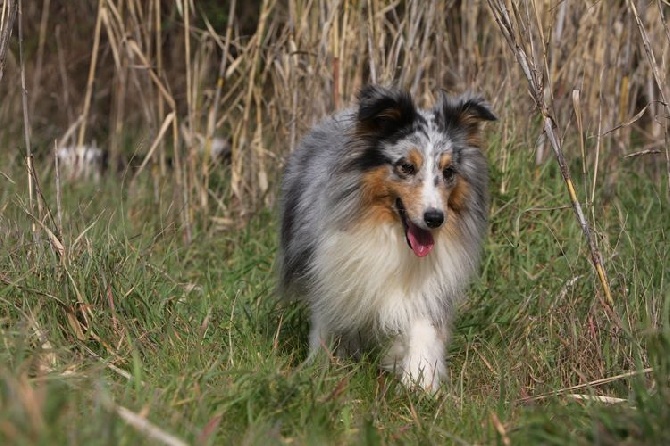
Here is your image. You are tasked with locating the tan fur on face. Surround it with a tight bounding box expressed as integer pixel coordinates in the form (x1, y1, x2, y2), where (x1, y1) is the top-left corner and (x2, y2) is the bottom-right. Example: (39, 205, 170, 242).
(359, 166, 395, 225)
(438, 154, 452, 171)
(359, 150, 469, 239)
(359, 148, 427, 227)
(448, 179, 469, 213)
(407, 148, 423, 170)
(392, 182, 428, 227)
(360, 167, 423, 227)
(359, 176, 424, 227)
(437, 153, 468, 214)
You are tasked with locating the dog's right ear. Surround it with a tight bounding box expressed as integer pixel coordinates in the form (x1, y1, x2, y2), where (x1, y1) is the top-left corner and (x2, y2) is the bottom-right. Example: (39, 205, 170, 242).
(356, 85, 417, 137)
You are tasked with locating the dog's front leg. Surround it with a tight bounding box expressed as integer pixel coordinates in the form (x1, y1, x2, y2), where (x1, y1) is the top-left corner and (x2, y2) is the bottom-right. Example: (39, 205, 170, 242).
(308, 312, 332, 360)
(400, 319, 447, 392)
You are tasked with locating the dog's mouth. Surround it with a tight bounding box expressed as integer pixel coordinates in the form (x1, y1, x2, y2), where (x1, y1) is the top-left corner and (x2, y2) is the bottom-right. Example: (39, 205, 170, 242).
(395, 198, 434, 257)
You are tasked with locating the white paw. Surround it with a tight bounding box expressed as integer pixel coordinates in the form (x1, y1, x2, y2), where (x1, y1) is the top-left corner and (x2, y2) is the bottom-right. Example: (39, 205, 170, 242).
(400, 356, 446, 392)
(398, 319, 447, 392)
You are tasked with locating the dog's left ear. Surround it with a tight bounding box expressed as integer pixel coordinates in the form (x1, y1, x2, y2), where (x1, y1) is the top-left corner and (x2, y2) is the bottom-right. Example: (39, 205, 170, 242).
(356, 85, 418, 138)
(435, 92, 497, 144)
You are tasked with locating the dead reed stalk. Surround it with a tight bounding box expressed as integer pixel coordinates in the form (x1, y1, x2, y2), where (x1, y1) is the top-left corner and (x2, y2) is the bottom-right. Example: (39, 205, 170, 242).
(76, 0, 103, 149)
(1, 0, 667, 232)
(485, 0, 614, 308)
(626, 0, 670, 197)
(17, 0, 38, 239)
(0, 0, 18, 83)
(28, 0, 49, 116)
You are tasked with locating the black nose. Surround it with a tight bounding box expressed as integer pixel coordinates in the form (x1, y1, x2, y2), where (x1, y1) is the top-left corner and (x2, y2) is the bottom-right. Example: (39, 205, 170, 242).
(424, 209, 444, 228)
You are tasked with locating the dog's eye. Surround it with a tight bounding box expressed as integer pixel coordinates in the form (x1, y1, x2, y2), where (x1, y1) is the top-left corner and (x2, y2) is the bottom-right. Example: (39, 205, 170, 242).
(443, 166, 456, 183)
(399, 163, 416, 176)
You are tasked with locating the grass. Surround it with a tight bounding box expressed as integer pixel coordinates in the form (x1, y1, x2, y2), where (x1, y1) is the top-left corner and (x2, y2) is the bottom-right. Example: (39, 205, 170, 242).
(0, 135, 668, 445)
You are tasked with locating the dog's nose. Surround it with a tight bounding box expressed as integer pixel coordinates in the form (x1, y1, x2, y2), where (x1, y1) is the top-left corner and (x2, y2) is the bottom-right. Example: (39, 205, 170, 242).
(423, 209, 444, 228)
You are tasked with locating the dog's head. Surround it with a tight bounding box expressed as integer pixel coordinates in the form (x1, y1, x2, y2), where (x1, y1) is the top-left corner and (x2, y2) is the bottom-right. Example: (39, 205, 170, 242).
(352, 85, 497, 257)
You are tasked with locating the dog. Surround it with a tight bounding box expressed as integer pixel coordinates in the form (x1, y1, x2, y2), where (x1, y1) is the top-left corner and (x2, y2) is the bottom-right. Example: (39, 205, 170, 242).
(278, 85, 496, 391)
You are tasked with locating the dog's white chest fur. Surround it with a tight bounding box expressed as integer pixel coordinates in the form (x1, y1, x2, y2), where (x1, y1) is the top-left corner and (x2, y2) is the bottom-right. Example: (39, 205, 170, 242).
(305, 221, 477, 390)
(310, 222, 472, 333)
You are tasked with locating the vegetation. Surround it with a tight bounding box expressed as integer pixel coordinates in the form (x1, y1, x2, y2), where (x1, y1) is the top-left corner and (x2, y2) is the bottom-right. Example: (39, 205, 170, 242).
(0, 0, 668, 444)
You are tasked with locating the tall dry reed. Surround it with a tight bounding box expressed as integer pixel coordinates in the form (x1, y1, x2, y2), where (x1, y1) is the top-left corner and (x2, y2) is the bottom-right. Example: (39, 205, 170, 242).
(0, 0, 667, 236)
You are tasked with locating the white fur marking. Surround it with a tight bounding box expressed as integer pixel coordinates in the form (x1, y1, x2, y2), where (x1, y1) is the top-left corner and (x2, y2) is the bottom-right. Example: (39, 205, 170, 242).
(421, 148, 441, 210)
(308, 221, 478, 388)
(400, 319, 446, 391)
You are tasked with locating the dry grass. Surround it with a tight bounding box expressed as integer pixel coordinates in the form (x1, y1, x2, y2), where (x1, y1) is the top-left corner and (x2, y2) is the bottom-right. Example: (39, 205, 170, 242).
(1, 2, 666, 200)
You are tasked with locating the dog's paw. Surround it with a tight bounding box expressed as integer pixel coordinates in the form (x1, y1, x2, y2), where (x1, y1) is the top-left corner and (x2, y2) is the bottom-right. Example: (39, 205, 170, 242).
(399, 358, 445, 393)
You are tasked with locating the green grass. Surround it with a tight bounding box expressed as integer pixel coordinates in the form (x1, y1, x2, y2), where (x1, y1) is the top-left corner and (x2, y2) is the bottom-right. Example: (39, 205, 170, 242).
(0, 145, 668, 445)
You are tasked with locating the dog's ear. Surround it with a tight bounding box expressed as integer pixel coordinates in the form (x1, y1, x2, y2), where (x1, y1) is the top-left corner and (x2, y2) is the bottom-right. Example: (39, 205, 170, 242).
(356, 85, 418, 137)
(435, 92, 496, 146)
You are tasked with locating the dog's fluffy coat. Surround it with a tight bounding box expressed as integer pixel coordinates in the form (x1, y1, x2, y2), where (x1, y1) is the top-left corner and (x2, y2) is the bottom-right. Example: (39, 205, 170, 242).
(278, 85, 496, 391)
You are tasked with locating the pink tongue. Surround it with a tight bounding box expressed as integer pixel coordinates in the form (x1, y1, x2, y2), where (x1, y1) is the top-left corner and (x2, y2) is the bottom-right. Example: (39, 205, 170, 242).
(406, 221, 435, 257)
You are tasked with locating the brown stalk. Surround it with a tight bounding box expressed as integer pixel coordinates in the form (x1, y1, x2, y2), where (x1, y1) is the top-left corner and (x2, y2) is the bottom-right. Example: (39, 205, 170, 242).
(0, 0, 18, 83)
(28, 0, 50, 115)
(130, 112, 175, 183)
(53, 141, 63, 233)
(234, 0, 274, 210)
(55, 25, 73, 124)
(332, 4, 341, 110)
(410, 1, 435, 95)
(171, 114, 190, 245)
(207, 0, 236, 130)
(91, 391, 186, 446)
(154, 0, 167, 175)
(76, 0, 104, 148)
(103, 0, 128, 176)
(17, 0, 39, 238)
(365, 0, 378, 83)
(191, 37, 216, 216)
(200, 0, 236, 223)
(19, 1, 63, 262)
(182, 0, 194, 213)
(486, 0, 614, 308)
(626, 0, 670, 198)
(124, 40, 175, 110)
